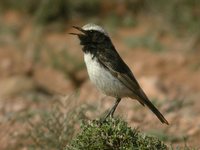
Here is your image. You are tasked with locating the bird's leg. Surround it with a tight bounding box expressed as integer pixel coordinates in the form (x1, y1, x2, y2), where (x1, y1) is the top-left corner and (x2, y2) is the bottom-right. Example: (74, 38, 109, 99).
(104, 98, 121, 120)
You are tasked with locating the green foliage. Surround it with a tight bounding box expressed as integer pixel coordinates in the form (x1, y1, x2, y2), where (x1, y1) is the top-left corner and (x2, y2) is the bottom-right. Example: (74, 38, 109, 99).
(67, 0, 100, 17)
(146, 0, 200, 36)
(0, 0, 100, 25)
(1, 0, 200, 35)
(34, 0, 69, 24)
(67, 117, 168, 150)
(105, 14, 137, 30)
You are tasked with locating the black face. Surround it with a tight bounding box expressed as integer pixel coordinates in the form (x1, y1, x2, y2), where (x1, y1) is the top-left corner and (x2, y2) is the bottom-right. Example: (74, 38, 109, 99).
(70, 26, 114, 55)
(79, 30, 107, 44)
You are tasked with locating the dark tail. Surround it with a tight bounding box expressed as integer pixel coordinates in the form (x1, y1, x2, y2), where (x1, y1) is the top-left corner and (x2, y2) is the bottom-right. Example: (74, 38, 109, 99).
(133, 89, 169, 125)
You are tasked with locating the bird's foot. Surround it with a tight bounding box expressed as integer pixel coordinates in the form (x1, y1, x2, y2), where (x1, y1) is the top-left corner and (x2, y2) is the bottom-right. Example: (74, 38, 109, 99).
(100, 98, 121, 123)
(100, 109, 114, 123)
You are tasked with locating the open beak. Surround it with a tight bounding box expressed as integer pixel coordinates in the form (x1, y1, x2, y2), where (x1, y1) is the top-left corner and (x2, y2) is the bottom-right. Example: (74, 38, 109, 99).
(69, 26, 87, 36)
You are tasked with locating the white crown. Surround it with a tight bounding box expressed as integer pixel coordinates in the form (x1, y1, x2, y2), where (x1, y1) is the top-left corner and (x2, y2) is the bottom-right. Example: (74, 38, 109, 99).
(82, 23, 108, 36)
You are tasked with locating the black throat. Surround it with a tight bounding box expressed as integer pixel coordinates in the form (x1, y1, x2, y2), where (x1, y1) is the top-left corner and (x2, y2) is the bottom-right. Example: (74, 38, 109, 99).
(78, 30, 114, 57)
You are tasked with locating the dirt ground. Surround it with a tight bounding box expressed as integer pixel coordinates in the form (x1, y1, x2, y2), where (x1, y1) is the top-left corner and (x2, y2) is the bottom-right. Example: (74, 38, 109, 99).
(0, 11, 200, 149)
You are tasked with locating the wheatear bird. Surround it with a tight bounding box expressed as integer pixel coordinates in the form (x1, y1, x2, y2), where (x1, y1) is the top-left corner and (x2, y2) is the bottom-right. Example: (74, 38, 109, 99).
(70, 23, 169, 125)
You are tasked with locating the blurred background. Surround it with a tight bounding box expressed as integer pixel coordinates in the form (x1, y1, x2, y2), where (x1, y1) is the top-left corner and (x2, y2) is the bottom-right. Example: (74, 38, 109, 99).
(0, 0, 200, 149)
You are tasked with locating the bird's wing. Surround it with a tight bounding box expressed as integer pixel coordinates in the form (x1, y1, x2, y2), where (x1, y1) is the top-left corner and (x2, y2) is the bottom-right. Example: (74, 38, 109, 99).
(97, 49, 145, 105)
(97, 48, 169, 124)
(96, 48, 140, 94)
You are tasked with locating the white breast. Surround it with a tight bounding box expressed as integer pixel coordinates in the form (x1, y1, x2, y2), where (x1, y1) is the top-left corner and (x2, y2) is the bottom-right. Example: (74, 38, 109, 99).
(84, 53, 131, 98)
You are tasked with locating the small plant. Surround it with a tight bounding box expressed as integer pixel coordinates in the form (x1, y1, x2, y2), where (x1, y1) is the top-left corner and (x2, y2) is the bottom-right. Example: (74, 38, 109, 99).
(27, 95, 95, 150)
(67, 117, 168, 150)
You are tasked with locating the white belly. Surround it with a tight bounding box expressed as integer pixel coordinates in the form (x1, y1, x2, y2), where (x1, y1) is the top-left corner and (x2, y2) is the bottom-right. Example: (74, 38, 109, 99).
(84, 53, 131, 98)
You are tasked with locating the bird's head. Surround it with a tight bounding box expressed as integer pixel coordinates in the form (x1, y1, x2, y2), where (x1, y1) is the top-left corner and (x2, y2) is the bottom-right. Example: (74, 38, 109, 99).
(70, 23, 111, 48)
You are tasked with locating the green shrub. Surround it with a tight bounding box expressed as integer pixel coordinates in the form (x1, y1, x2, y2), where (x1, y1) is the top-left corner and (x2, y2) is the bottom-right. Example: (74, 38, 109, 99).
(67, 117, 168, 150)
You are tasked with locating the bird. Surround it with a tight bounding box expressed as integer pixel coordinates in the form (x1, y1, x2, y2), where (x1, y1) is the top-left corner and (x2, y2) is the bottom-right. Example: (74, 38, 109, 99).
(70, 23, 169, 125)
